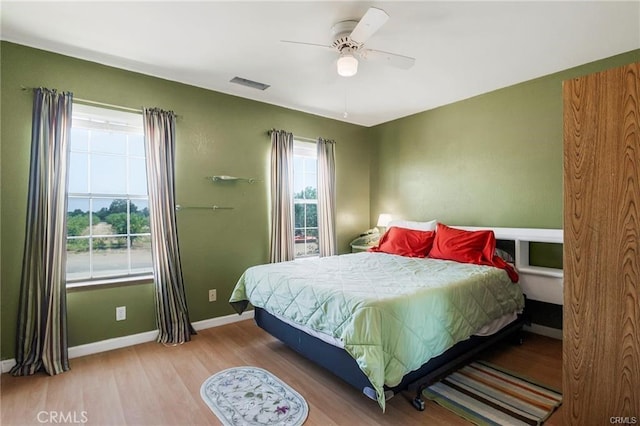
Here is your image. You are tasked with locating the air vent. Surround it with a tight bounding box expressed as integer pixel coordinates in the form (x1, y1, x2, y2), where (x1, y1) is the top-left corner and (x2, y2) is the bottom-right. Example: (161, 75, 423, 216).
(230, 76, 270, 91)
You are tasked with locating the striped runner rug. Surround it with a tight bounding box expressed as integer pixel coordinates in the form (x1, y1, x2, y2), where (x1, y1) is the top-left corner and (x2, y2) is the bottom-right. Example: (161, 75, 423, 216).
(423, 361, 562, 425)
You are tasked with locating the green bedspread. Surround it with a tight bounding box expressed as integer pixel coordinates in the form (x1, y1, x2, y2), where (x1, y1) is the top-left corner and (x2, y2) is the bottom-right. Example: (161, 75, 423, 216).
(229, 252, 524, 411)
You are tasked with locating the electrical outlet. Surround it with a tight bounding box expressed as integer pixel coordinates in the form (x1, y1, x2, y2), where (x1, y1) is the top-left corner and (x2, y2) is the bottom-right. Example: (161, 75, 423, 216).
(208, 289, 217, 302)
(116, 306, 126, 321)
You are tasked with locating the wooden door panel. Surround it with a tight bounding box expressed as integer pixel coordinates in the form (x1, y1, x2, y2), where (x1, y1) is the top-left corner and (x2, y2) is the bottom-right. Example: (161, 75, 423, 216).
(563, 63, 639, 423)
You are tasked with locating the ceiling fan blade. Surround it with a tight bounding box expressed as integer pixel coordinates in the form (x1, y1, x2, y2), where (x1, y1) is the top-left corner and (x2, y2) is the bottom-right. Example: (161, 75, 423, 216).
(360, 49, 416, 70)
(349, 7, 389, 44)
(280, 40, 334, 52)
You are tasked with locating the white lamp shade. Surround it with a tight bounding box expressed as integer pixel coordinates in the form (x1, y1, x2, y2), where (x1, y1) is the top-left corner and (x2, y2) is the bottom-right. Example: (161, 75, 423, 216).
(337, 54, 358, 77)
(376, 213, 392, 227)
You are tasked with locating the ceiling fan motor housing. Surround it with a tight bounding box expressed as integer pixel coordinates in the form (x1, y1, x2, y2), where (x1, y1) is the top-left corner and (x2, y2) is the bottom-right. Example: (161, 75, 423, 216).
(331, 20, 360, 52)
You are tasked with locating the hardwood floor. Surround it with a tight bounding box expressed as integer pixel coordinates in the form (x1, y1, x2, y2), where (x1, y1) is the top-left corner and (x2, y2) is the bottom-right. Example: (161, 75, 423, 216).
(1, 320, 564, 425)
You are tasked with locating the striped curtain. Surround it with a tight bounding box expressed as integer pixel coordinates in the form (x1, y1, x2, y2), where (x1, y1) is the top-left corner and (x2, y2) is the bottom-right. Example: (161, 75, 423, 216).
(143, 108, 195, 344)
(269, 130, 295, 263)
(11, 88, 73, 376)
(317, 138, 337, 257)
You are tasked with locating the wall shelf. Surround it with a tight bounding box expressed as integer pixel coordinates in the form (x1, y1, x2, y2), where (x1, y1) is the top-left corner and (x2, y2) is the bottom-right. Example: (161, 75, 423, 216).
(458, 226, 564, 305)
(175, 204, 233, 211)
(208, 175, 258, 184)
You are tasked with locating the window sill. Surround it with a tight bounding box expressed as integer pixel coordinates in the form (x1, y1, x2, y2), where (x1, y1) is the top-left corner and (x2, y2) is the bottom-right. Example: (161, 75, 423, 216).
(66, 274, 154, 291)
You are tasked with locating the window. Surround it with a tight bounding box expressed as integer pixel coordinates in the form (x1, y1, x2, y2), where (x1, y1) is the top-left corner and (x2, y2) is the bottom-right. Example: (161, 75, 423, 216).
(66, 104, 152, 283)
(293, 141, 318, 258)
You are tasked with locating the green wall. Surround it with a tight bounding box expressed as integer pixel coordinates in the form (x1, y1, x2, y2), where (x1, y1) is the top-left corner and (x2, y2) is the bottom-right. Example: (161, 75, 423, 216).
(2, 40, 638, 360)
(0, 42, 371, 359)
(369, 50, 640, 229)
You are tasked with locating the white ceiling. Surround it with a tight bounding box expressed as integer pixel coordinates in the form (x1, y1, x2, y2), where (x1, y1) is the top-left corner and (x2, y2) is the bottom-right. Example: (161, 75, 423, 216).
(2, 1, 639, 127)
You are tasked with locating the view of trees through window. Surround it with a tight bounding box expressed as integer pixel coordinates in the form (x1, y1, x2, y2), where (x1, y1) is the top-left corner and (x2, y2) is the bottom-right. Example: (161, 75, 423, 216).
(293, 141, 318, 257)
(66, 198, 152, 280)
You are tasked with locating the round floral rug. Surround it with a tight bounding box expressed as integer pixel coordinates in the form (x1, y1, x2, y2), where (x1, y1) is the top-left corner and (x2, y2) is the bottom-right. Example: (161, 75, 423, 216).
(200, 366, 309, 425)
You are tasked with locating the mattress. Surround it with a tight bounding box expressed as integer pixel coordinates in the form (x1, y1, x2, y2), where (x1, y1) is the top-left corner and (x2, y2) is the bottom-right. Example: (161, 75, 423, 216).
(230, 252, 525, 410)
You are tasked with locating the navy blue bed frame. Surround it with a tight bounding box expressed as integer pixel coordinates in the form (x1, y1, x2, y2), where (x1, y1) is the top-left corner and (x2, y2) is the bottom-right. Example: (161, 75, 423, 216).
(254, 306, 526, 410)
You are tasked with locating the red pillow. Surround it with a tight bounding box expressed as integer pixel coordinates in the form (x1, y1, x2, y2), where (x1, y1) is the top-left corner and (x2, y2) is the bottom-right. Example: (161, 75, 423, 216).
(429, 223, 519, 282)
(368, 226, 435, 258)
(429, 223, 495, 264)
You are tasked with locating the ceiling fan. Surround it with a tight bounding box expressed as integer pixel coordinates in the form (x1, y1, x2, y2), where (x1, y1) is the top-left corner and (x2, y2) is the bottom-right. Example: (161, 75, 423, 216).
(282, 7, 416, 77)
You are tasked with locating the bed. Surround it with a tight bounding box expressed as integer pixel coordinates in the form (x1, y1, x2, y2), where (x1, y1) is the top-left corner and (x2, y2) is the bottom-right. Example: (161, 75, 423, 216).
(229, 223, 526, 411)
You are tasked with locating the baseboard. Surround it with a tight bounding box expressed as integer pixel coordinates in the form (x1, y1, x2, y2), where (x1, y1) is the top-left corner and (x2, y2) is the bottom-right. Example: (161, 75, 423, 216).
(1, 359, 17, 374)
(524, 323, 563, 340)
(192, 310, 254, 331)
(1, 310, 254, 374)
(68, 329, 159, 360)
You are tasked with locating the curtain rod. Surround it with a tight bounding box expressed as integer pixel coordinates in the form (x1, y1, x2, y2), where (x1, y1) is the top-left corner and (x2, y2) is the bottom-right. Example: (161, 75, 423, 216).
(21, 86, 141, 114)
(267, 130, 318, 144)
(295, 136, 319, 144)
(20, 86, 179, 117)
(75, 98, 142, 114)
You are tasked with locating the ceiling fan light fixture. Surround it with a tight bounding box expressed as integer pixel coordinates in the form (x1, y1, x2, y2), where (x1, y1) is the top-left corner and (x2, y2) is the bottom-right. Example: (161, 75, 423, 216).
(337, 52, 358, 77)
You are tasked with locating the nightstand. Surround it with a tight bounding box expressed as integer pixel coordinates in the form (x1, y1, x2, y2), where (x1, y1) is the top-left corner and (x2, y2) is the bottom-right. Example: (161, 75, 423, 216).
(350, 231, 381, 253)
(351, 244, 375, 253)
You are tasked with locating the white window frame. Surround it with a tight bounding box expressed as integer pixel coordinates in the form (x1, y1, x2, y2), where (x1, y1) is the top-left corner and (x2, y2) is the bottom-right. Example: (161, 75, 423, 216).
(66, 104, 152, 286)
(293, 140, 318, 258)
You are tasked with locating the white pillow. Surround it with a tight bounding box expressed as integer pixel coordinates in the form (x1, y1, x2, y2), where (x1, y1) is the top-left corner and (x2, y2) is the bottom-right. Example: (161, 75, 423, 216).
(386, 219, 437, 231)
